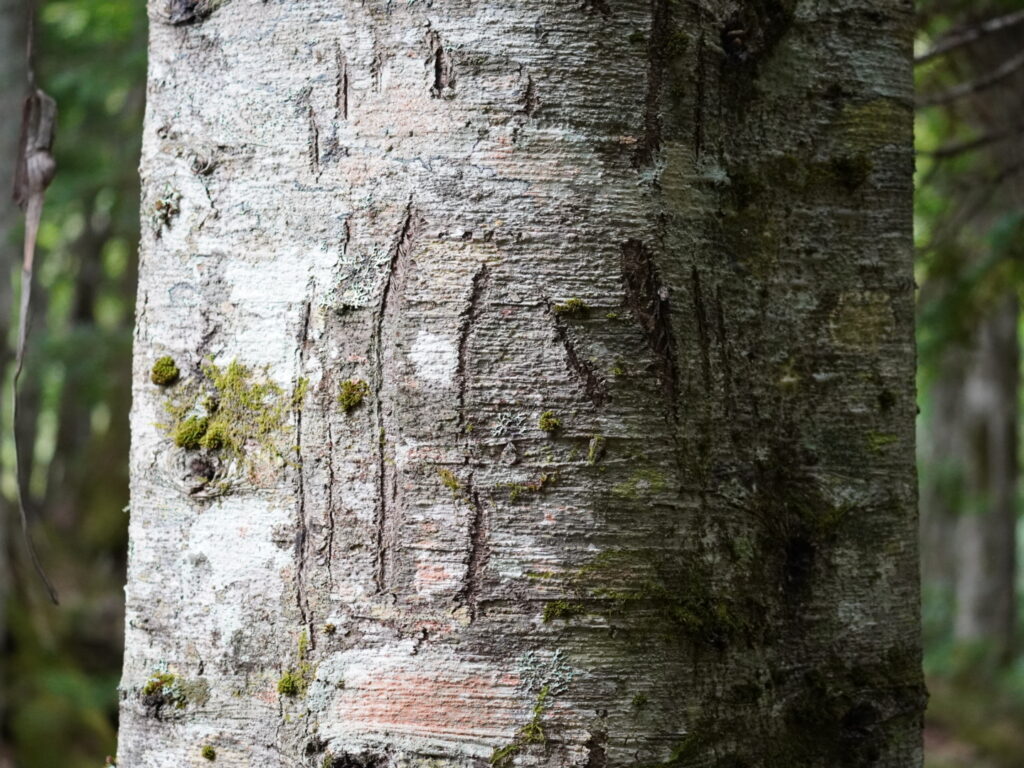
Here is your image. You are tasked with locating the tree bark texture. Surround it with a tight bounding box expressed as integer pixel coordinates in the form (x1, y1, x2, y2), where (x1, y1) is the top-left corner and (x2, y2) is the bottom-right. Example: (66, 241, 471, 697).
(121, 1, 923, 766)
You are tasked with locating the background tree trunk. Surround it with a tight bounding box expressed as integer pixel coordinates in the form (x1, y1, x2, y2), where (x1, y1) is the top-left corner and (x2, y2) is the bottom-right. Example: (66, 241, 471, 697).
(0, 1, 26, 762)
(119, 1, 924, 766)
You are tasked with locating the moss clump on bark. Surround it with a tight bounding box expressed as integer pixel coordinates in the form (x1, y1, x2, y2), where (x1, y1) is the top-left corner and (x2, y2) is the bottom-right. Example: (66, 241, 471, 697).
(160, 359, 299, 468)
(338, 379, 370, 412)
(553, 297, 589, 317)
(173, 416, 209, 450)
(437, 468, 460, 492)
(538, 410, 561, 433)
(200, 744, 216, 760)
(542, 599, 585, 623)
(490, 686, 550, 767)
(150, 356, 181, 386)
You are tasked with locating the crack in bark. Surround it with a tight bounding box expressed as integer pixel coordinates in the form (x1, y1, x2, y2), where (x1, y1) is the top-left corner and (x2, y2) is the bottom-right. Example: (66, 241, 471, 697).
(634, 0, 672, 168)
(371, 202, 420, 594)
(621, 239, 678, 405)
(522, 73, 539, 116)
(306, 101, 320, 180)
(550, 306, 609, 407)
(457, 264, 489, 431)
(584, 730, 608, 768)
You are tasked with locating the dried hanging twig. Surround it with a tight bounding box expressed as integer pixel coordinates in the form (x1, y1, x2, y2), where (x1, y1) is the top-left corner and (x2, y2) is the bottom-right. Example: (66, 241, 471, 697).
(11, 11, 59, 605)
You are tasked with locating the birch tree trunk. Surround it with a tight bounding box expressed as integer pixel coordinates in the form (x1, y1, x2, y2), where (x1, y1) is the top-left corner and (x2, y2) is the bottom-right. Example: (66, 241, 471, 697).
(120, 1, 924, 766)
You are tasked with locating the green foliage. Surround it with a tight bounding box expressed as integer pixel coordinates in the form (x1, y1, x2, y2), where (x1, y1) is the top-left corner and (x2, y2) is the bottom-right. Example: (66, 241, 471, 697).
(437, 467, 460, 492)
(201, 744, 216, 760)
(552, 297, 588, 317)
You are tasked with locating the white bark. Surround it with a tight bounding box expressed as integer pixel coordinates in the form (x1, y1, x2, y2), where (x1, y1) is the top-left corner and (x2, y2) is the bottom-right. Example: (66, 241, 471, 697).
(121, 1, 923, 766)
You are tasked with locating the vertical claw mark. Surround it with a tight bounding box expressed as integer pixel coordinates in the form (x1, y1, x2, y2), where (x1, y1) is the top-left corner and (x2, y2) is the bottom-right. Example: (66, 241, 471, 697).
(691, 266, 711, 391)
(295, 298, 313, 640)
(457, 264, 489, 431)
(372, 202, 421, 594)
(634, 0, 671, 168)
(336, 45, 349, 120)
(550, 305, 608, 407)
(621, 239, 678, 407)
(426, 29, 455, 98)
(458, 480, 489, 622)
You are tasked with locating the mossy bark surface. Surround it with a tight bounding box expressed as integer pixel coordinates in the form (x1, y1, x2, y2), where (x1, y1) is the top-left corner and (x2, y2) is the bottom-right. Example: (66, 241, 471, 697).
(121, 1, 922, 766)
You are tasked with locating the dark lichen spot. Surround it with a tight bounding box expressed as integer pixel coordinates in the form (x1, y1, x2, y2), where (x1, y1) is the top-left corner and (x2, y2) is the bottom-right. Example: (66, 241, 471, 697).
(829, 154, 873, 191)
(538, 410, 561, 433)
(338, 379, 370, 413)
(632, 693, 649, 709)
(323, 623, 337, 635)
(151, 356, 180, 386)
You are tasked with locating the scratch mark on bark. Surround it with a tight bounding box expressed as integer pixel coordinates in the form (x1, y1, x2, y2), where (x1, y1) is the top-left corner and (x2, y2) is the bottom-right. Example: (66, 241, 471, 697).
(372, 202, 421, 594)
(306, 102, 320, 180)
(634, 0, 672, 167)
(426, 29, 455, 98)
(457, 479, 489, 622)
(621, 239, 678, 406)
(550, 305, 609, 407)
(295, 298, 314, 642)
(457, 264, 489, 431)
(691, 266, 711, 391)
(335, 45, 349, 120)
(325, 421, 337, 590)
(521, 73, 539, 117)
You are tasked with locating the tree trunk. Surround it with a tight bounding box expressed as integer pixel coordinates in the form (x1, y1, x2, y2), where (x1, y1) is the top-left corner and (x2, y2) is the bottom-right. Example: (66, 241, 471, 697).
(119, 2, 924, 766)
(953, 296, 1018, 660)
(0, 0, 25, 761)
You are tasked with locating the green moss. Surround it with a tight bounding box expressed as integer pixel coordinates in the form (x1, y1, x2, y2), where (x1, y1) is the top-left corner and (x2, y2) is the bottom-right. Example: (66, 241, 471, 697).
(611, 361, 626, 377)
(612, 469, 666, 499)
(586, 435, 606, 465)
(161, 359, 299, 466)
(277, 671, 303, 697)
(543, 599, 585, 623)
(141, 671, 188, 709)
(338, 379, 370, 412)
(868, 431, 898, 452)
(490, 686, 550, 767)
(538, 410, 561, 433)
(199, 420, 229, 451)
(323, 623, 336, 635)
(632, 693, 649, 709)
(505, 472, 557, 502)
(437, 468, 461, 492)
(553, 297, 589, 317)
(173, 416, 208, 450)
(150, 356, 180, 386)
(200, 745, 216, 760)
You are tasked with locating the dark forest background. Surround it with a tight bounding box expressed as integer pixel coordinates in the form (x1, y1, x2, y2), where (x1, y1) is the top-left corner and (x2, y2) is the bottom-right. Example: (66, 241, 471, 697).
(1, 1, 1023, 766)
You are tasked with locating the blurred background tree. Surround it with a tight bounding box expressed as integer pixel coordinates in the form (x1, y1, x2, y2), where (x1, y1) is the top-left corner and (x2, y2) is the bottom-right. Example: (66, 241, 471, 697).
(916, 1, 1024, 766)
(1, 0, 1023, 766)
(0, 1, 144, 765)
